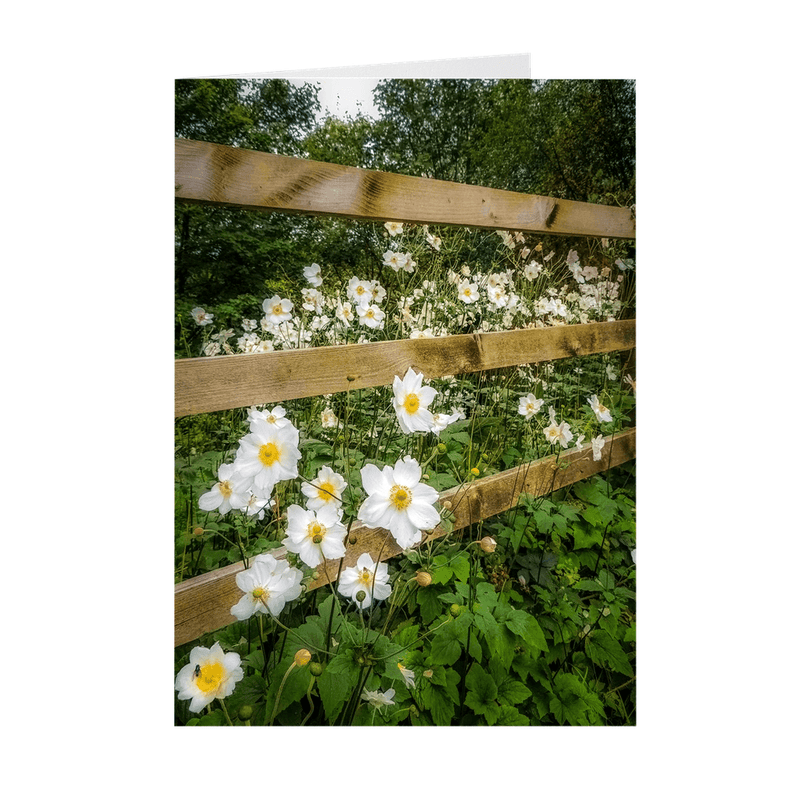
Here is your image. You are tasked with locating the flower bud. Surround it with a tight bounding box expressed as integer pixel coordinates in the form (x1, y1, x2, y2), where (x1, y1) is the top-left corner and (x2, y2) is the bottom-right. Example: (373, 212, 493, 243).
(422, 473, 429, 480)
(192, 527, 204, 537)
(470, 467, 480, 477)
(293, 649, 312, 667)
(355, 590, 367, 603)
(238, 704, 254, 721)
(348, 534, 358, 545)
(479, 536, 497, 553)
(437, 443, 447, 454)
(450, 604, 462, 617)
(309, 662, 324, 677)
(415, 571, 433, 587)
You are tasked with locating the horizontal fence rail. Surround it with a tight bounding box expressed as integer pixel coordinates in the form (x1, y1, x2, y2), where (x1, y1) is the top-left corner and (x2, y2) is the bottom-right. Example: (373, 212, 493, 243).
(175, 139, 636, 239)
(176, 320, 635, 417)
(175, 427, 635, 646)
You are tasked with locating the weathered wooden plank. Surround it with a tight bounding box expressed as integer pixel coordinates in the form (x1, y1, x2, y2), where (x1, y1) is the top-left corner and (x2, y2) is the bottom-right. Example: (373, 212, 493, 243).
(175, 427, 635, 645)
(175, 319, 635, 417)
(175, 139, 636, 239)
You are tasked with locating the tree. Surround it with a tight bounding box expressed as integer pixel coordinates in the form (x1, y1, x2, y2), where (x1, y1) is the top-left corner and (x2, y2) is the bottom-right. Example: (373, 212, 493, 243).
(175, 79, 321, 311)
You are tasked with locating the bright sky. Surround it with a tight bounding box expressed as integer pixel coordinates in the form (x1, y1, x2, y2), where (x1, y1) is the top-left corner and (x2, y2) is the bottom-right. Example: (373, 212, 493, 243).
(290, 78, 381, 121)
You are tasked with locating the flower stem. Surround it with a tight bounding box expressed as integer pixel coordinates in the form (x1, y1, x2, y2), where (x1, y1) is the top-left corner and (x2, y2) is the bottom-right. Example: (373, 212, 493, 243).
(218, 698, 234, 727)
(270, 662, 297, 726)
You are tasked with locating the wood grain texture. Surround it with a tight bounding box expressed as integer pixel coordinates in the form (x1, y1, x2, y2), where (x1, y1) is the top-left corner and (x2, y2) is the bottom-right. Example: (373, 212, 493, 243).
(175, 427, 635, 646)
(175, 139, 636, 239)
(176, 319, 636, 417)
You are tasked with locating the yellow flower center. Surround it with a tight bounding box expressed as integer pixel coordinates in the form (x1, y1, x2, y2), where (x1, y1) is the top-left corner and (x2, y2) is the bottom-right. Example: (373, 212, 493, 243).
(318, 481, 336, 502)
(403, 393, 420, 414)
(308, 521, 326, 544)
(366, 309, 375, 318)
(356, 285, 366, 295)
(390, 485, 413, 510)
(464, 288, 472, 297)
(218, 480, 232, 499)
(358, 568, 373, 586)
(267, 414, 277, 423)
(258, 442, 280, 467)
(195, 662, 224, 693)
(272, 304, 283, 315)
(252, 587, 265, 599)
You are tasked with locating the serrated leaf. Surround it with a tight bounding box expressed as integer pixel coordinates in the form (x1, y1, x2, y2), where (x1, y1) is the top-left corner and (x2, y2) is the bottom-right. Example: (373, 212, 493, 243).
(497, 677, 532, 706)
(584, 630, 634, 677)
(496, 705, 529, 725)
(317, 662, 361, 722)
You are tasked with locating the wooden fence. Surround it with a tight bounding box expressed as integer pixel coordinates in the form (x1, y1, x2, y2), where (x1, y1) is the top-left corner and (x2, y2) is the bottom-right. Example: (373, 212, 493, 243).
(174, 138, 636, 647)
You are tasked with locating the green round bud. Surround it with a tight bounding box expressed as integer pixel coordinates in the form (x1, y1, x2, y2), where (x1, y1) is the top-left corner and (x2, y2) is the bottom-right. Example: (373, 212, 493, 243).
(437, 443, 447, 454)
(450, 604, 462, 617)
(356, 590, 367, 603)
(348, 458, 357, 466)
(238, 705, 254, 721)
(309, 662, 324, 677)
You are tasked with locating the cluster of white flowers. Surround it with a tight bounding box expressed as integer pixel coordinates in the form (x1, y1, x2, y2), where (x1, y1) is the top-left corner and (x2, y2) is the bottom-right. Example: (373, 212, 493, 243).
(198, 405, 301, 521)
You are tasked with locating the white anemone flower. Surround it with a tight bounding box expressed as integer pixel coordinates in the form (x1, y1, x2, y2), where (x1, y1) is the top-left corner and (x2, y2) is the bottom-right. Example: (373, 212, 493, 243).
(587, 394, 613, 424)
(301, 465, 347, 511)
(544, 419, 574, 449)
(523, 261, 542, 281)
(320, 407, 339, 429)
(230, 553, 304, 620)
(347, 276, 373, 308)
(301, 288, 324, 313)
(458, 281, 479, 304)
(336, 301, 355, 328)
(518, 393, 544, 420)
(591, 434, 605, 461)
(384, 221, 404, 237)
(392, 368, 437, 434)
(358, 456, 440, 550)
(338, 553, 392, 609)
(303, 263, 323, 287)
(263, 295, 293, 325)
(191, 307, 214, 326)
(198, 463, 251, 515)
(423, 225, 441, 251)
(282, 504, 347, 568)
(357, 304, 385, 329)
(430, 411, 461, 436)
(234, 420, 301, 496)
(383, 250, 406, 272)
(247, 405, 291, 430)
(236, 491, 273, 520)
(175, 642, 243, 713)
(361, 687, 396, 709)
(397, 663, 416, 689)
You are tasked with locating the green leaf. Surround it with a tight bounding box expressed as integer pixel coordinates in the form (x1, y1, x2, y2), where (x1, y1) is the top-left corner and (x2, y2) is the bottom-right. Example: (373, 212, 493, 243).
(420, 683, 455, 726)
(497, 676, 532, 706)
(504, 608, 548, 653)
(265, 655, 311, 719)
(429, 625, 462, 666)
(450, 554, 470, 584)
(573, 523, 603, 549)
(496, 705, 530, 725)
(317, 657, 361, 722)
(584, 630, 634, 677)
(418, 586, 443, 625)
(464, 663, 500, 724)
(196, 709, 226, 726)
